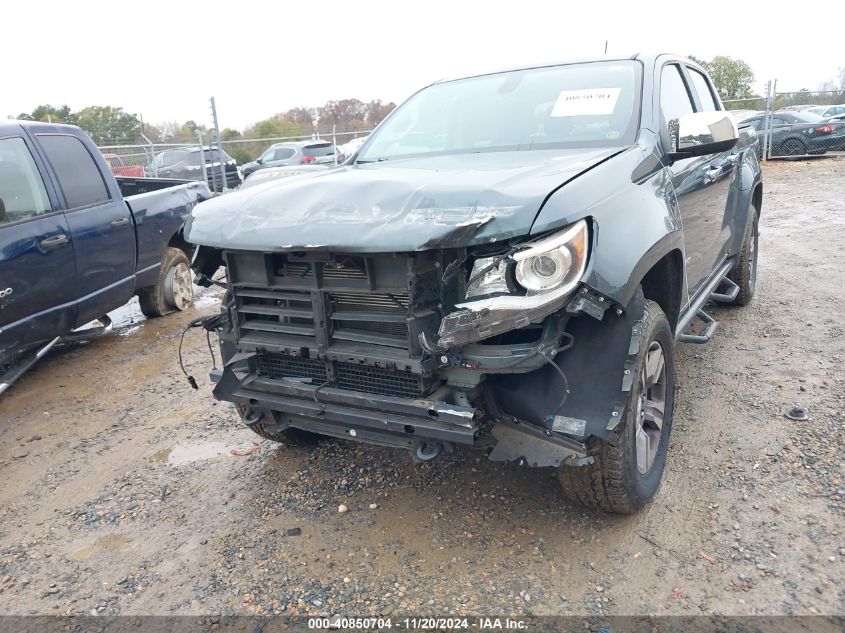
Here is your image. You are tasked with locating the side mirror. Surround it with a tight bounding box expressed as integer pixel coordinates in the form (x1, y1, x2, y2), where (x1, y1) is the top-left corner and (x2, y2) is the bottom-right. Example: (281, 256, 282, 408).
(256, 157, 264, 164)
(667, 112, 738, 161)
(0, 197, 6, 222)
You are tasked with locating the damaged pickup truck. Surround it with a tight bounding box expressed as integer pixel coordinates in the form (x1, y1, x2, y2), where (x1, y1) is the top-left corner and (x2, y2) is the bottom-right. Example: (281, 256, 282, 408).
(187, 54, 762, 513)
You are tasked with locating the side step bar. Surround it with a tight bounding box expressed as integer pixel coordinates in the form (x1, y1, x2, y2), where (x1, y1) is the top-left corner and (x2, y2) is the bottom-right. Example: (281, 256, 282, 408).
(0, 336, 61, 396)
(0, 315, 114, 396)
(676, 262, 737, 345)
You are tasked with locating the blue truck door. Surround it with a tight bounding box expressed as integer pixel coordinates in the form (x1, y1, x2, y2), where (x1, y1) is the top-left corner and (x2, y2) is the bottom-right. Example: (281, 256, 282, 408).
(659, 63, 729, 296)
(0, 135, 78, 358)
(34, 133, 136, 326)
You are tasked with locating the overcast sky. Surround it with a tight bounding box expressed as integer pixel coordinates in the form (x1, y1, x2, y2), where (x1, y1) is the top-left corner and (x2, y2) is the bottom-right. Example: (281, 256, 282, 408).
(2, 1, 837, 131)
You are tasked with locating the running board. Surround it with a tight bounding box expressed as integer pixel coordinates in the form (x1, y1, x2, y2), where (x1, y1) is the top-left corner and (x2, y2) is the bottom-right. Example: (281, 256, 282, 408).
(0, 336, 61, 396)
(710, 277, 740, 303)
(678, 309, 717, 344)
(675, 261, 734, 345)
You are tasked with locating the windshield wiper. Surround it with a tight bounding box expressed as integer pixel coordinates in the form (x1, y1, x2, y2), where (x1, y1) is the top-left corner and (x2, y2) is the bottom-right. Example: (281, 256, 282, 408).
(355, 157, 389, 164)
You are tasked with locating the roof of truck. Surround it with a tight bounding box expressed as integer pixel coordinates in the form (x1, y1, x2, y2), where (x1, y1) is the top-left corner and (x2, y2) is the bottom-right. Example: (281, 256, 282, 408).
(0, 119, 82, 136)
(432, 53, 689, 86)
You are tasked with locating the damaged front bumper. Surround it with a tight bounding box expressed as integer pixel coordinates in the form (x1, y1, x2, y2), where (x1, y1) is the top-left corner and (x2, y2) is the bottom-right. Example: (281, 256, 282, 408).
(211, 355, 590, 467)
(201, 245, 642, 469)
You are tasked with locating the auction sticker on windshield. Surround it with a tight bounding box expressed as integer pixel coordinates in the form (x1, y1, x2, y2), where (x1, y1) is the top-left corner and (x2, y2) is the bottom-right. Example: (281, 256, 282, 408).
(550, 87, 621, 117)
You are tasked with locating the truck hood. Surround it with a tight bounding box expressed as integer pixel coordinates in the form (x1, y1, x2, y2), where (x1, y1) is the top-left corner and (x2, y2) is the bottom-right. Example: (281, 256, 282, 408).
(185, 147, 624, 252)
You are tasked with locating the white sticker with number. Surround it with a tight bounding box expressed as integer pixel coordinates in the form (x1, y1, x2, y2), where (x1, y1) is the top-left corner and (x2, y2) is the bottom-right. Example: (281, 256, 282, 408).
(550, 88, 621, 117)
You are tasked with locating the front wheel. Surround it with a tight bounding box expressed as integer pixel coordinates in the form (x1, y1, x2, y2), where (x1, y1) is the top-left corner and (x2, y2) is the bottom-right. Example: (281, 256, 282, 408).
(138, 247, 194, 318)
(558, 299, 675, 514)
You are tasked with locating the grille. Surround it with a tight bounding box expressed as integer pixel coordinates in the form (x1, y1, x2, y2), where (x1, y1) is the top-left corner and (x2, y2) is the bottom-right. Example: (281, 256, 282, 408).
(236, 287, 316, 340)
(335, 320, 408, 336)
(280, 262, 314, 278)
(331, 292, 409, 312)
(254, 353, 431, 399)
(322, 258, 368, 280)
(231, 252, 442, 365)
(336, 363, 426, 399)
(256, 354, 327, 382)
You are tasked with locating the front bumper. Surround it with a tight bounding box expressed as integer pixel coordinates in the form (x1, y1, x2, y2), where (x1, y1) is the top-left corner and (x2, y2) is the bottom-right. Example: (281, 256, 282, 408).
(211, 353, 590, 466)
(213, 356, 478, 450)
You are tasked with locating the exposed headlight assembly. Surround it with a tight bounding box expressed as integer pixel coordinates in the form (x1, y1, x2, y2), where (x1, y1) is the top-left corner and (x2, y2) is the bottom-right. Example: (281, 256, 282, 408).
(513, 220, 588, 295)
(437, 220, 589, 348)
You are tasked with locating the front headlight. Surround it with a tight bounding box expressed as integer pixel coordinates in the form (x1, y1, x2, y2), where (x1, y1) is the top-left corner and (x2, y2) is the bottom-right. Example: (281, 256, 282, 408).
(513, 219, 588, 295)
(436, 220, 589, 349)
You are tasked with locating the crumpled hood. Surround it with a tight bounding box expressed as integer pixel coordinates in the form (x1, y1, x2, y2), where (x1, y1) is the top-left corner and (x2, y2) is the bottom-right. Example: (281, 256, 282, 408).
(185, 147, 624, 252)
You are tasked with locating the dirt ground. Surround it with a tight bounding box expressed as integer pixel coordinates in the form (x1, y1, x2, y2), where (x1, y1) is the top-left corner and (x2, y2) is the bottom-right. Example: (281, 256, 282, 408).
(0, 159, 843, 619)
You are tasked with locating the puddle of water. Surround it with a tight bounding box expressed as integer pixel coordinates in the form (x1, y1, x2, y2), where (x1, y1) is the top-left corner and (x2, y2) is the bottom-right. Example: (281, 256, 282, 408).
(152, 447, 173, 462)
(106, 285, 223, 334)
(154, 441, 229, 465)
(152, 440, 260, 465)
(194, 286, 224, 308)
(108, 296, 146, 330)
(69, 534, 131, 561)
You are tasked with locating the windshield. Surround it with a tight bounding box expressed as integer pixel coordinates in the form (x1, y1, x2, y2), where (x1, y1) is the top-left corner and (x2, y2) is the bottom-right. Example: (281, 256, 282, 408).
(359, 61, 641, 161)
(187, 149, 230, 165)
(792, 112, 824, 123)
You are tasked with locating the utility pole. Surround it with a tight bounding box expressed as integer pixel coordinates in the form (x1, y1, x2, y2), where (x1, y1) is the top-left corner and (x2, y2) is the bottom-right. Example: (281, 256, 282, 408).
(209, 97, 227, 192)
(198, 131, 208, 186)
(762, 80, 771, 162)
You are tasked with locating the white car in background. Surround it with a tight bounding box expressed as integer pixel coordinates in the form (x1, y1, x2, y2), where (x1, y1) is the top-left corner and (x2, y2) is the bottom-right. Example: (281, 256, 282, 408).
(338, 135, 369, 161)
(801, 104, 845, 119)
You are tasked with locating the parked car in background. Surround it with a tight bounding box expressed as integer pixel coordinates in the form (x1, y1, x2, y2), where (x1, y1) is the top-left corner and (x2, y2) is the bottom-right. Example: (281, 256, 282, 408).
(801, 104, 845, 119)
(0, 121, 212, 394)
(778, 104, 815, 112)
(240, 141, 339, 178)
(102, 153, 144, 178)
(240, 164, 330, 189)
(148, 146, 241, 192)
(188, 54, 762, 514)
(735, 110, 844, 156)
(337, 135, 369, 161)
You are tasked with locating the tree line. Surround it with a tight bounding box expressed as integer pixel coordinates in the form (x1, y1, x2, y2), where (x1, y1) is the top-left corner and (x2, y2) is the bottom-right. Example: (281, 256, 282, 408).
(10, 99, 396, 150)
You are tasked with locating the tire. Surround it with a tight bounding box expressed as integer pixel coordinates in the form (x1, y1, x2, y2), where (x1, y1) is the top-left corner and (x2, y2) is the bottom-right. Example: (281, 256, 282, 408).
(781, 138, 807, 156)
(236, 405, 320, 446)
(138, 247, 194, 318)
(727, 212, 759, 306)
(558, 299, 675, 514)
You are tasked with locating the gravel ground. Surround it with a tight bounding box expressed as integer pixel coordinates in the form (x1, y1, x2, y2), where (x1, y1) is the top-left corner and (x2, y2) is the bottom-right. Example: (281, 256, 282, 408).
(0, 159, 843, 618)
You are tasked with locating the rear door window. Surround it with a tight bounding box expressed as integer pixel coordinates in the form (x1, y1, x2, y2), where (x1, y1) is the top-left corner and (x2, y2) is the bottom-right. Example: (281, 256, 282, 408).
(37, 134, 110, 209)
(0, 136, 53, 225)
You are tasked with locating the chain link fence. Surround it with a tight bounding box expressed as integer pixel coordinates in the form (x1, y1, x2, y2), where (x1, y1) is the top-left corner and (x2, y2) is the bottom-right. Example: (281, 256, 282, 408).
(97, 130, 372, 193)
(96, 141, 238, 193)
(724, 88, 845, 160)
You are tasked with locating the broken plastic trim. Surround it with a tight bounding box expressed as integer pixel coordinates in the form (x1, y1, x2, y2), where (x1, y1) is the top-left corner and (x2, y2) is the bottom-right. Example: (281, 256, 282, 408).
(436, 221, 589, 348)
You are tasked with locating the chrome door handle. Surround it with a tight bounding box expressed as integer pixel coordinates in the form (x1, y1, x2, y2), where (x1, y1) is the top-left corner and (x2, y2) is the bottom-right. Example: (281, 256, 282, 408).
(705, 166, 721, 182)
(40, 235, 69, 250)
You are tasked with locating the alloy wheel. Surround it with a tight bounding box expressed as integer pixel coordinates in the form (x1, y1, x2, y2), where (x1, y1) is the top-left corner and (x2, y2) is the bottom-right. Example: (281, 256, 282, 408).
(636, 341, 667, 474)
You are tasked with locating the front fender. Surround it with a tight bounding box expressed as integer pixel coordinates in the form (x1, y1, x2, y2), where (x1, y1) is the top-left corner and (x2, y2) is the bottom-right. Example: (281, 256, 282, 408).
(489, 288, 646, 442)
(531, 138, 685, 310)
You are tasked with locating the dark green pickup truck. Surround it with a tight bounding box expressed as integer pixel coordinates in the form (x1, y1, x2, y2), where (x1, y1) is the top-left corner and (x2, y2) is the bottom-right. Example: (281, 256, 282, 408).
(188, 54, 762, 513)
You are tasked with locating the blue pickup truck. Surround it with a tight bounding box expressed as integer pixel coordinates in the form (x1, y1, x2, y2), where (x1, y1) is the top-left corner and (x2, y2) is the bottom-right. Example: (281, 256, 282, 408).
(0, 120, 212, 394)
